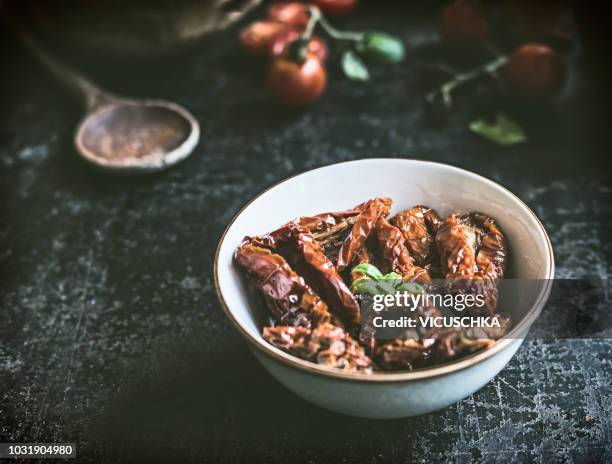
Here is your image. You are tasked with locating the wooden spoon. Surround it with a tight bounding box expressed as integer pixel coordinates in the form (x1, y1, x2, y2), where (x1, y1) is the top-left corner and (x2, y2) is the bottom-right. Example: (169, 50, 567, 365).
(21, 34, 200, 174)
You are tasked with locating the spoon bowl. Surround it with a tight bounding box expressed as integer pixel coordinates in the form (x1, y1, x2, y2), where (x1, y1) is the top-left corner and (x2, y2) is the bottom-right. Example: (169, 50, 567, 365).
(75, 99, 200, 173)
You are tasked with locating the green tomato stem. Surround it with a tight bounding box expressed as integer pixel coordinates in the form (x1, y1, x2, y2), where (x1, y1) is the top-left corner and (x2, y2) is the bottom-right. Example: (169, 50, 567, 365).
(426, 54, 509, 108)
(302, 6, 321, 41)
(317, 13, 364, 42)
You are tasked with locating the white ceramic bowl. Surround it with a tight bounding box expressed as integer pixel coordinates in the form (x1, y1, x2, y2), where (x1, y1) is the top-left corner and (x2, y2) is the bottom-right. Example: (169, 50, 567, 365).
(214, 159, 554, 418)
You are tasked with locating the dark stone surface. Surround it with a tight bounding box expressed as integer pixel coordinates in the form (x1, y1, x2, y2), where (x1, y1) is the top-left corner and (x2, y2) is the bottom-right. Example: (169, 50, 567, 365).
(1, 3, 610, 463)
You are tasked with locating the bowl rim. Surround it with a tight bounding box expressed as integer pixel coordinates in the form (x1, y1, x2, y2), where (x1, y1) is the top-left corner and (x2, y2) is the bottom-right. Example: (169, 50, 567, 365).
(214, 158, 555, 383)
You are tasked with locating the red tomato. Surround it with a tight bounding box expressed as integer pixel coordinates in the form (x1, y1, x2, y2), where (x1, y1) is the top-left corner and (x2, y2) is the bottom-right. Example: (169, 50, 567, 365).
(269, 32, 329, 62)
(240, 21, 291, 56)
(439, 0, 489, 47)
(311, 0, 358, 16)
(268, 2, 310, 27)
(503, 43, 567, 100)
(267, 56, 327, 106)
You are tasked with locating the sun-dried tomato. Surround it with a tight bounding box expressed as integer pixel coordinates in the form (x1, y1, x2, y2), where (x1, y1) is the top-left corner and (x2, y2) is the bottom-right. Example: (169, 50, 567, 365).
(273, 224, 361, 326)
(264, 322, 373, 372)
(374, 217, 430, 283)
(336, 197, 393, 271)
(391, 205, 442, 266)
(436, 212, 508, 314)
(234, 243, 330, 327)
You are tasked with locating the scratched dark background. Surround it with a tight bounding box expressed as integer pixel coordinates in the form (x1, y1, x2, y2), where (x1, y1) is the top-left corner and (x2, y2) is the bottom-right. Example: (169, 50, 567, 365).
(1, 2, 611, 463)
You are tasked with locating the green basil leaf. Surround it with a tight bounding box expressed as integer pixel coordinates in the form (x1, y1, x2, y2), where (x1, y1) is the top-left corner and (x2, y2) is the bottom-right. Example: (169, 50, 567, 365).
(351, 277, 380, 296)
(357, 32, 405, 64)
(381, 272, 403, 281)
(396, 282, 425, 294)
(341, 50, 370, 82)
(469, 113, 527, 146)
(350, 263, 383, 279)
(351, 276, 369, 293)
(381, 272, 403, 287)
(375, 281, 398, 295)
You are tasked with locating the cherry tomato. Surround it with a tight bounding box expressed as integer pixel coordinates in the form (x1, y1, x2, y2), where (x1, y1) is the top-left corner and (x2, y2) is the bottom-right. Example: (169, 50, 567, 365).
(270, 32, 329, 62)
(503, 43, 567, 100)
(240, 21, 291, 56)
(311, 0, 358, 16)
(268, 2, 310, 27)
(267, 56, 327, 106)
(439, 0, 488, 47)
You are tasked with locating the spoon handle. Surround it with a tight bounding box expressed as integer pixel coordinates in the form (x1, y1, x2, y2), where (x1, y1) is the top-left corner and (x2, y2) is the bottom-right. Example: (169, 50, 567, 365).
(18, 30, 113, 110)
